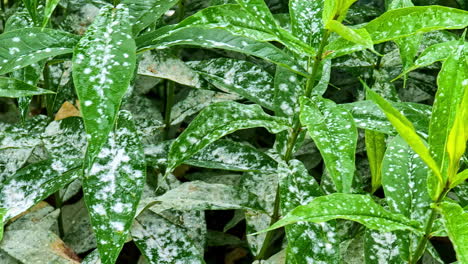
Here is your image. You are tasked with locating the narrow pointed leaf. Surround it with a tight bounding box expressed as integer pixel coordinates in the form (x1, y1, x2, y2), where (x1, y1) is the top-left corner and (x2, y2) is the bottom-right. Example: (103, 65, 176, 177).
(366, 130, 386, 193)
(299, 96, 357, 193)
(326, 20, 373, 50)
(82, 111, 146, 264)
(366, 89, 442, 193)
(279, 160, 339, 263)
(437, 202, 468, 263)
(0, 28, 78, 75)
(42, 0, 61, 27)
(167, 101, 289, 171)
(265, 193, 422, 233)
(188, 58, 275, 110)
(0, 159, 81, 220)
(72, 4, 136, 163)
(138, 27, 307, 76)
(0, 77, 54, 98)
(0, 209, 6, 241)
(428, 41, 466, 197)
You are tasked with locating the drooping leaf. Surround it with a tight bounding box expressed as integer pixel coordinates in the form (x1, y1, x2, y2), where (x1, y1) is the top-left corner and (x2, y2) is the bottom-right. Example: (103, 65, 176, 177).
(166, 101, 289, 172)
(437, 202, 468, 263)
(428, 40, 467, 198)
(123, 0, 179, 35)
(72, 4, 137, 164)
(264, 193, 422, 233)
(299, 96, 357, 193)
(366, 88, 443, 195)
(0, 28, 79, 75)
(82, 111, 145, 264)
(138, 26, 307, 76)
(188, 58, 275, 109)
(0, 77, 54, 98)
(0, 158, 81, 220)
(279, 160, 339, 263)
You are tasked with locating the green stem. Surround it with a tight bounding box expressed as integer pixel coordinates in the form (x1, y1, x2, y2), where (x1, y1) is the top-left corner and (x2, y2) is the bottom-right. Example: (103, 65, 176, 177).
(54, 192, 65, 237)
(256, 30, 331, 261)
(178, 0, 185, 22)
(164, 81, 175, 139)
(409, 186, 450, 263)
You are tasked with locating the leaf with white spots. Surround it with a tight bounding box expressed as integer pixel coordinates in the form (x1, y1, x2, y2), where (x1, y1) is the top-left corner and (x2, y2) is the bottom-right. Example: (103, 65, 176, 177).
(170, 89, 240, 125)
(394, 41, 466, 80)
(289, 0, 324, 47)
(131, 210, 204, 264)
(427, 40, 466, 199)
(166, 101, 289, 172)
(188, 58, 275, 110)
(145, 139, 278, 172)
(123, 0, 179, 35)
(42, 117, 87, 160)
(381, 136, 432, 260)
(366, 88, 443, 198)
(82, 110, 145, 264)
(0, 28, 79, 75)
(299, 96, 357, 193)
(279, 160, 340, 264)
(263, 193, 423, 234)
(138, 26, 307, 76)
(325, 6, 468, 59)
(138, 50, 200, 87)
(0, 158, 81, 220)
(72, 4, 136, 164)
(148, 181, 263, 212)
(0, 77, 54, 98)
(342, 100, 431, 136)
(364, 229, 403, 264)
(437, 202, 468, 263)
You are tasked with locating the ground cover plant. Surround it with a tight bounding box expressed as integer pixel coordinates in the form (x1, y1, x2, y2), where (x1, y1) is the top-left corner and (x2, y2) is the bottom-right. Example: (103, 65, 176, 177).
(0, 0, 467, 263)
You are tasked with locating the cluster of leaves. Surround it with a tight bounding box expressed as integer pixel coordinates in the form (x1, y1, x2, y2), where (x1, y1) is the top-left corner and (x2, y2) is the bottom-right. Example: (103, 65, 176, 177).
(0, 0, 467, 263)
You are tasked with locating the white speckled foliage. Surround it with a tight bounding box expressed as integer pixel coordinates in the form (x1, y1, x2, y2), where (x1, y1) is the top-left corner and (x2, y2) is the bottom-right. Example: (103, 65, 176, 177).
(0, 0, 467, 263)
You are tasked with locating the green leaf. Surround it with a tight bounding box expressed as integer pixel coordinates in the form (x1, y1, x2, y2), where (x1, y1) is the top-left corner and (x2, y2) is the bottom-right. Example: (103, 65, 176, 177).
(393, 41, 464, 80)
(365, 130, 386, 193)
(147, 181, 263, 212)
(0, 208, 5, 241)
(451, 170, 468, 189)
(42, 117, 87, 160)
(289, 0, 324, 47)
(166, 101, 289, 171)
(299, 96, 357, 193)
(188, 58, 275, 110)
(123, 0, 179, 35)
(279, 160, 339, 264)
(0, 158, 81, 220)
(145, 139, 278, 172)
(264, 193, 422, 233)
(72, 4, 136, 163)
(364, 229, 403, 264)
(21, 0, 38, 24)
(326, 20, 373, 50)
(138, 26, 307, 76)
(132, 210, 204, 264)
(325, 6, 468, 58)
(42, 0, 61, 28)
(428, 40, 466, 196)
(0, 28, 79, 75)
(0, 77, 54, 98)
(82, 111, 146, 264)
(366, 88, 443, 194)
(342, 100, 431, 135)
(437, 202, 468, 263)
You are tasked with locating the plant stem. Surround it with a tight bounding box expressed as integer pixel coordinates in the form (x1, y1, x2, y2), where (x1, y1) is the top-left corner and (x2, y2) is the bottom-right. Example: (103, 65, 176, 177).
(256, 30, 330, 260)
(164, 80, 175, 139)
(409, 186, 450, 263)
(54, 192, 65, 237)
(178, 0, 185, 22)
